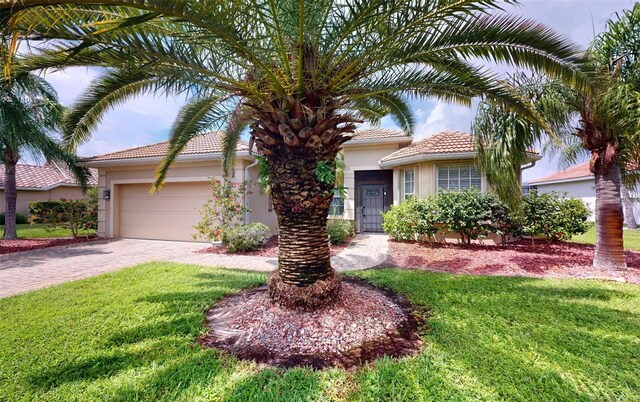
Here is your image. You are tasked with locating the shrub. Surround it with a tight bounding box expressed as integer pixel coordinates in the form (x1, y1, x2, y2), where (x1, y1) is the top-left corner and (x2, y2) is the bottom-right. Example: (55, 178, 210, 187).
(0, 213, 27, 225)
(223, 222, 271, 252)
(193, 179, 250, 242)
(382, 198, 439, 241)
(29, 191, 98, 238)
(437, 189, 515, 245)
(327, 220, 354, 245)
(29, 189, 98, 237)
(522, 190, 590, 242)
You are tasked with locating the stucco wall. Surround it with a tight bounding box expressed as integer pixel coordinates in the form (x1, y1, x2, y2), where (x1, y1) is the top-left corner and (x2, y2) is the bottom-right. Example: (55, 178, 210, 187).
(0, 186, 89, 217)
(97, 159, 276, 240)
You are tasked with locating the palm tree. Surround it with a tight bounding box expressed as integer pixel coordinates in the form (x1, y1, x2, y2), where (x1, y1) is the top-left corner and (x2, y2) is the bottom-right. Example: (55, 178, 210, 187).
(1, 39, 89, 239)
(473, 5, 640, 271)
(2, 0, 586, 309)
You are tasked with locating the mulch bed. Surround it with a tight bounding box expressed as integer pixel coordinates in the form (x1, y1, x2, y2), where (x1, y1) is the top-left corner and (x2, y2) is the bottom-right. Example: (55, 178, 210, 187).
(196, 235, 353, 258)
(386, 239, 640, 284)
(199, 277, 423, 369)
(0, 236, 100, 255)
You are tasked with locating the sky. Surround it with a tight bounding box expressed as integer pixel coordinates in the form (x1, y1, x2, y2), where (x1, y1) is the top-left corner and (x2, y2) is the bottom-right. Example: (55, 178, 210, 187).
(39, 0, 636, 181)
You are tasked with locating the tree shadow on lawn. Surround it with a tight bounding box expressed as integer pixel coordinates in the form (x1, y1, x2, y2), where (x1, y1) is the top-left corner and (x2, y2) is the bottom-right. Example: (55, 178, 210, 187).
(352, 270, 640, 401)
(21, 266, 640, 401)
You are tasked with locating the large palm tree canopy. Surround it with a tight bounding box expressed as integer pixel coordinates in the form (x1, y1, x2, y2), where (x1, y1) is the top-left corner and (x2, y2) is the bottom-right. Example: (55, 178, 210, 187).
(1, 0, 589, 308)
(1, 0, 586, 177)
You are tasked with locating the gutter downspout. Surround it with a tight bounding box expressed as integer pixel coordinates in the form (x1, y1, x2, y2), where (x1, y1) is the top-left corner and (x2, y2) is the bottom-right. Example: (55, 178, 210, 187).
(521, 161, 536, 171)
(244, 158, 259, 225)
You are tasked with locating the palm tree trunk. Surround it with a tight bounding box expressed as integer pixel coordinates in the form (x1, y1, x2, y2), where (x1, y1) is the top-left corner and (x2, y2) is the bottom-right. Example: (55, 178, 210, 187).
(621, 185, 638, 229)
(267, 155, 341, 310)
(3, 158, 18, 240)
(593, 162, 627, 270)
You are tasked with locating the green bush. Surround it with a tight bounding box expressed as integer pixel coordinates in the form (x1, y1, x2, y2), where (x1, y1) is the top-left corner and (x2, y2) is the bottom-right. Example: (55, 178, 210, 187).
(522, 190, 590, 242)
(327, 220, 354, 245)
(222, 222, 271, 252)
(0, 213, 27, 225)
(437, 189, 515, 245)
(29, 191, 98, 238)
(382, 198, 439, 241)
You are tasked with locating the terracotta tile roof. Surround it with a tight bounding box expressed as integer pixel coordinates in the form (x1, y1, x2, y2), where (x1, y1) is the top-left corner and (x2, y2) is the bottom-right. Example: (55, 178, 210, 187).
(529, 162, 593, 184)
(349, 128, 411, 142)
(380, 130, 475, 163)
(0, 163, 97, 190)
(82, 131, 250, 162)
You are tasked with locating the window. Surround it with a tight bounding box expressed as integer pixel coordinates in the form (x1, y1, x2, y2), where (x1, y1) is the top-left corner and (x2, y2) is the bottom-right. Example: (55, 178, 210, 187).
(403, 169, 415, 200)
(437, 165, 482, 191)
(329, 195, 344, 216)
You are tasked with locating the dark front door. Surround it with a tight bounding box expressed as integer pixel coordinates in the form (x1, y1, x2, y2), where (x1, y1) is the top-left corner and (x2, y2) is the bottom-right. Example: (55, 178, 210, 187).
(360, 184, 386, 232)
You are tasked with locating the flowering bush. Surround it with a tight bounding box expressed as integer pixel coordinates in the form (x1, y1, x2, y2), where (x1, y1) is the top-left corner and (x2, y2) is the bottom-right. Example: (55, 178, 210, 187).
(193, 178, 250, 242)
(29, 188, 98, 238)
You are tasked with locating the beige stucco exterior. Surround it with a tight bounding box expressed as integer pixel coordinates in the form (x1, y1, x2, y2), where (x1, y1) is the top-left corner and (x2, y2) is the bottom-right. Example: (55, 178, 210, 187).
(0, 186, 90, 217)
(95, 159, 277, 242)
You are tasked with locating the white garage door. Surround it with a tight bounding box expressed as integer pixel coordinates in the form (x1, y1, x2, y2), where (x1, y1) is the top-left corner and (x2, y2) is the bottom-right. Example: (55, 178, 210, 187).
(118, 182, 210, 241)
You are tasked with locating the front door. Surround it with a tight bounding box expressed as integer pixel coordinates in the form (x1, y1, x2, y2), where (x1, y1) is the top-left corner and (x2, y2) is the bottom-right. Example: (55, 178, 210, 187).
(360, 184, 386, 232)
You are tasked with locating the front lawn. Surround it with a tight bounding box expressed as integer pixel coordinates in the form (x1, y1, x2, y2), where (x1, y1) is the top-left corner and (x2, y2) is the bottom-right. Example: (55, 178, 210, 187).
(571, 225, 640, 251)
(0, 224, 95, 239)
(1, 263, 639, 401)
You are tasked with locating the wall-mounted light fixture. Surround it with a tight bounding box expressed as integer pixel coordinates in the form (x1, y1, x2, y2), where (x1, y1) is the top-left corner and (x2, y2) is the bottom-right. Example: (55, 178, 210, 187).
(103, 189, 111, 200)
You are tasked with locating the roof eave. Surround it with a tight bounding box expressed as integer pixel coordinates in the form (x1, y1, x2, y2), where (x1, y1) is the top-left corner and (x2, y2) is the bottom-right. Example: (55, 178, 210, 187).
(0, 183, 87, 191)
(79, 151, 253, 168)
(378, 152, 478, 168)
(529, 176, 593, 186)
(343, 137, 413, 146)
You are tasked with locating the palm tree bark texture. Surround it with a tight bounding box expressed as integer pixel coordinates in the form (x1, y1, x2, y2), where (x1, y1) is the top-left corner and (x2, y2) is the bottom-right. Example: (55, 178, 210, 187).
(2, 150, 19, 240)
(591, 150, 627, 270)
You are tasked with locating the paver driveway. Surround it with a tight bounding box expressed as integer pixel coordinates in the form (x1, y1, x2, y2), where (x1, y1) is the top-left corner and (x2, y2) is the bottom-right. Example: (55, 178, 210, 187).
(0, 234, 388, 298)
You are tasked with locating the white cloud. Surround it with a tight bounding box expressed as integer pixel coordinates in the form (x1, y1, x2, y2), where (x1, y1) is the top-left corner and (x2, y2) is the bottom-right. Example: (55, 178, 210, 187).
(413, 102, 477, 139)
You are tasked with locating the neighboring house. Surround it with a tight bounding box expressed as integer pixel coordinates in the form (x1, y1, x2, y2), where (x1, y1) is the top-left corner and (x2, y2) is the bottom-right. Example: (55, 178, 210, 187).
(528, 161, 640, 224)
(0, 162, 97, 217)
(81, 129, 539, 242)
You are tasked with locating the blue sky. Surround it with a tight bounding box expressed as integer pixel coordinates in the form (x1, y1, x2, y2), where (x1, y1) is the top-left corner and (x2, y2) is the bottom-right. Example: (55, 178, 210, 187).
(41, 0, 635, 181)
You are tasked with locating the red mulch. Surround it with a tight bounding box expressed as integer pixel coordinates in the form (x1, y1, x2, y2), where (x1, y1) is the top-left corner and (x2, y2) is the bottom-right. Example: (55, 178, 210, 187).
(0, 236, 100, 255)
(386, 239, 640, 284)
(199, 278, 423, 369)
(196, 235, 353, 257)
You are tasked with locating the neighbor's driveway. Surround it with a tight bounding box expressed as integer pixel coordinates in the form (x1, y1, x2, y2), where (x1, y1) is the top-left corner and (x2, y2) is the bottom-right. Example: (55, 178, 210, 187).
(0, 234, 388, 298)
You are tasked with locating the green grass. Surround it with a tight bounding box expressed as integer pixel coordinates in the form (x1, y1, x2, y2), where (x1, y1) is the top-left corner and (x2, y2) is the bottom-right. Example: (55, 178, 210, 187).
(0, 224, 95, 239)
(571, 225, 640, 251)
(1, 264, 639, 401)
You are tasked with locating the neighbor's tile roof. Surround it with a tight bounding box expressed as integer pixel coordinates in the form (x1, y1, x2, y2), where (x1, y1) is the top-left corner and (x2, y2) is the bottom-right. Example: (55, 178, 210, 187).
(529, 162, 592, 184)
(82, 131, 250, 162)
(0, 163, 97, 190)
(380, 130, 475, 162)
(349, 128, 411, 142)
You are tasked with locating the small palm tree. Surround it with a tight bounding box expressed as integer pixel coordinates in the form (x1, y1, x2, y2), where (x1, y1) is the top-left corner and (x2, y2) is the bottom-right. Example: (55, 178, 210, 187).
(1, 39, 89, 239)
(473, 4, 640, 270)
(3, 0, 586, 308)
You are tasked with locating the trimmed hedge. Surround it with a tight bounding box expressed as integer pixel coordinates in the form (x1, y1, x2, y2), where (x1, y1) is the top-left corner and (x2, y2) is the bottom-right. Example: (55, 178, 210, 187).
(0, 213, 28, 225)
(382, 189, 588, 245)
(29, 191, 98, 238)
(223, 222, 271, 252)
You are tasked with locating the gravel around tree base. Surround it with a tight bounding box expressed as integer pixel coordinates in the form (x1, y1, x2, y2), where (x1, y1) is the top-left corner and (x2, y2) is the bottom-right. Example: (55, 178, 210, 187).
(199, 278, 423, 369)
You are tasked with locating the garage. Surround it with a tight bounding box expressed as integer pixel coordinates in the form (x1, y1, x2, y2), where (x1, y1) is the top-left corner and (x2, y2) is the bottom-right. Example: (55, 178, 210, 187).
(117, 181, 210, 241)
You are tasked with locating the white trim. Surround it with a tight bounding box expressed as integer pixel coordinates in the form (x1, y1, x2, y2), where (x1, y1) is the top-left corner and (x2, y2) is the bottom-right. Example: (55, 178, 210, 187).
(0, 183, 85, 192)
(529, 176, 593, 186)
(379, 152, 477, 168)
(346, 164, 383, 173)
(343, 137, 412, 146)
(80, 151, 253, 168)
(107, 176, 213, 238)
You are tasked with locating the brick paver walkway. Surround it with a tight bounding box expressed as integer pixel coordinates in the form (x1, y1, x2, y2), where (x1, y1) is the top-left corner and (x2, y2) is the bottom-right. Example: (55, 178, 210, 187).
(0, 233, 388, 298)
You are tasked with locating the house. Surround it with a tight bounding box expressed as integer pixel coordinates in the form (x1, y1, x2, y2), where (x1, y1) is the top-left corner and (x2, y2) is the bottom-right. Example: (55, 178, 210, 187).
(81, 129, 539, 242)
(528, 161, 640, 224)
(0, 162, 97, 217)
